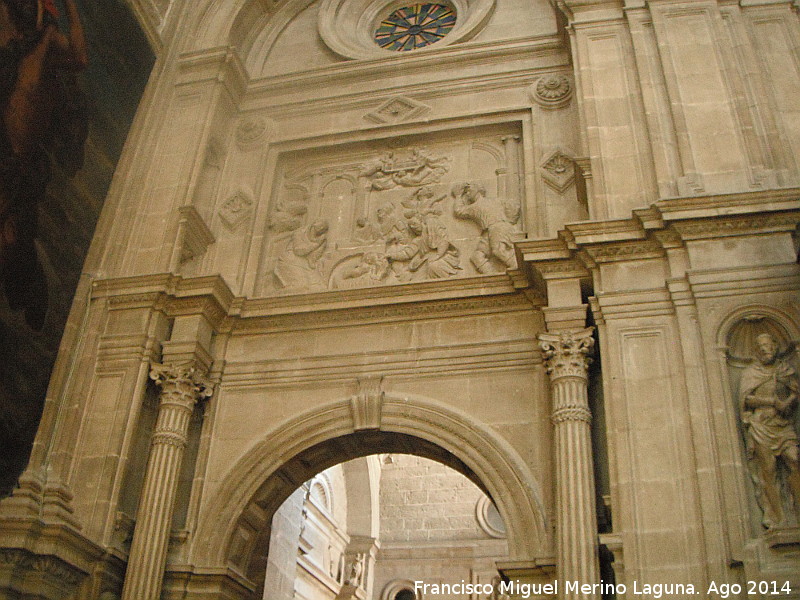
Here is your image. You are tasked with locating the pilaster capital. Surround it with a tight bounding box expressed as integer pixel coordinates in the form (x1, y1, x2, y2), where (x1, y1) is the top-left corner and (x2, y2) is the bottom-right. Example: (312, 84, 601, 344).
(149, 361, 214, 410)
(539, 327, 595, 380)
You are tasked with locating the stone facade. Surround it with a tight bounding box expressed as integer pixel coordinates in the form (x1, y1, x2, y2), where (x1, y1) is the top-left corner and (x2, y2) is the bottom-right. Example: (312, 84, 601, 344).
(1, 1, 799, 599)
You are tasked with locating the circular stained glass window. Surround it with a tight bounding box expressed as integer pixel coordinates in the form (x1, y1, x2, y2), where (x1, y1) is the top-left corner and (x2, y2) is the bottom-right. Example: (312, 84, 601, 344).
(374, 3, 457, 51)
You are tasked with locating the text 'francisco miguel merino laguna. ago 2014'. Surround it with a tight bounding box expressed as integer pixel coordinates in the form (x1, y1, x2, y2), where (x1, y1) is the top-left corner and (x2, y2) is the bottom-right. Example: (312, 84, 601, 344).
(413, 579, 793, 598)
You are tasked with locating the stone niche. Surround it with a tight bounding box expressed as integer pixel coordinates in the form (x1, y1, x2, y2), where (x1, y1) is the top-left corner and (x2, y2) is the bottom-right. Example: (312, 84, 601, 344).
(256, 123, 525, 296)
(725, 315, 800, 539)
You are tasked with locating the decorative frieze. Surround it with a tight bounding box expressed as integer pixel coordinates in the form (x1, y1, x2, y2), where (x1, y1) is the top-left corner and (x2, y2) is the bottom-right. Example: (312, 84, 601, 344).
(262, 131, 524, 295)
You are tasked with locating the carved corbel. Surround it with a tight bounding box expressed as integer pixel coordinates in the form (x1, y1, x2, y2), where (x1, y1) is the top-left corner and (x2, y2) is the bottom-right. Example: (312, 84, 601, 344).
(351, 376, 385, 431)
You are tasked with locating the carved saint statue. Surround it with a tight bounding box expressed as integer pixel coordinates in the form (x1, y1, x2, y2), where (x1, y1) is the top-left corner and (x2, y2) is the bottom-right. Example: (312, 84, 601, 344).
(345, 552, 365, 588)
(273, 220, 329, 291)
(1, 0, 88, 329)
(451, 182, 517, 273)
(739, 333, 800, 528)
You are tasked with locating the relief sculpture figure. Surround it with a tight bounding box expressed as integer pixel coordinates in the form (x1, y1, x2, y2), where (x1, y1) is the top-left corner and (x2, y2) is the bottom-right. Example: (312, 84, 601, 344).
(360, 147, 449, 190)
(1, 0, 88, 329)
(739, 333, 800, 528)
(274, 220, 329, 291)
(344, 552, 364, 588)
(384, 214, 460, 280)
(338, 251, 390, 288)
(452, 182, 517, 273)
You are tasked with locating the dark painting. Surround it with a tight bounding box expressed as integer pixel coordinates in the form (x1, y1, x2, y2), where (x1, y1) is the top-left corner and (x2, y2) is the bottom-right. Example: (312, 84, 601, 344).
(0, 0, 154, 495)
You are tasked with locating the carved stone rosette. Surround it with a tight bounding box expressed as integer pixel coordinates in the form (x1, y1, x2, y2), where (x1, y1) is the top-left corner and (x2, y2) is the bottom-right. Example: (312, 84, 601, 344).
(538, 328, 599, 599)
(121, 363, 212, 600)
(530, 74, 573, 109)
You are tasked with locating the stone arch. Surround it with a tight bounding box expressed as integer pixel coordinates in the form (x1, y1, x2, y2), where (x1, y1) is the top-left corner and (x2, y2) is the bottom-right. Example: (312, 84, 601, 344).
(192, 393, 547, 589)
(381, 579, 420, 600)
(718, 304, 799, 404)
(716, 304, 799, 350)
(187, 0, 319, 71)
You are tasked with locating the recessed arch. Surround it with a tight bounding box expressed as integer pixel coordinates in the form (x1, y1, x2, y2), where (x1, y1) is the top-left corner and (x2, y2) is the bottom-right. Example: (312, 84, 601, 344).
(192, 393, 547, 590)
(715, 304, 799, 350)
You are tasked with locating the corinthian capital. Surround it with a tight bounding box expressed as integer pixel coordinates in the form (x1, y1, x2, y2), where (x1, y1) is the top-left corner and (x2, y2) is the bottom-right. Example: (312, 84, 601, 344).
(539, 327, 595, 380)
(150, 362, 214, 408)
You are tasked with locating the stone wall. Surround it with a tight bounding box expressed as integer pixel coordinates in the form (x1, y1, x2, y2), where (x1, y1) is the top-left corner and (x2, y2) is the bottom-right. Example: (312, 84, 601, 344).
(380, 454, 490, 543)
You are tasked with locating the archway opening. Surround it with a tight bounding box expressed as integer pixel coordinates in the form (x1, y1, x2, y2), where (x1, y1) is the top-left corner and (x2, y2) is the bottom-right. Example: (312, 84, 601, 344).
(260, 452, 508, 600)
(224, 431, 510, 599)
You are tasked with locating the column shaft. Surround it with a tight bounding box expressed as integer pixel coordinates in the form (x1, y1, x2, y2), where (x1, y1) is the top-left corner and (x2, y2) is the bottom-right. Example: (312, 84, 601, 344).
(121, 363, 211, 600)
(540, 328, 600, 599)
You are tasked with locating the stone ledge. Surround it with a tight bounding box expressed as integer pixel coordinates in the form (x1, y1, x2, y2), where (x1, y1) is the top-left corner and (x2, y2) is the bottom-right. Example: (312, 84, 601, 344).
(765, 526, 800, 549)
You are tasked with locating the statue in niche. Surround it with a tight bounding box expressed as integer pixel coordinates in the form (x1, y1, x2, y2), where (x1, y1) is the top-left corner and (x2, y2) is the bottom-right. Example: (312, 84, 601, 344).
(738, 333, 800, 529)
(451, 182, 518, 273)
(273, 219, 329, 291)
(360, 146, 450, 190)
(344, 552, 365, 588)
(1, 0, 88, 329)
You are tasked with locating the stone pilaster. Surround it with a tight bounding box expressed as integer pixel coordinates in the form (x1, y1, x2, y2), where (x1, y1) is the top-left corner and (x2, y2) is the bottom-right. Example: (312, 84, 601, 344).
(539, 327, 599, 599)
(121, 362, 212, 600)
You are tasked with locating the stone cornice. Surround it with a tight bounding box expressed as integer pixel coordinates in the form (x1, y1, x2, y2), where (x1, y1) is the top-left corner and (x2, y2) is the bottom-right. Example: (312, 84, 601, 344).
(175, 46, 248, 103)
(241, 36, 570, 115)
(516, 189, 800, 300)
(0, 517, 105, 581)
(519, 190, 800, 255)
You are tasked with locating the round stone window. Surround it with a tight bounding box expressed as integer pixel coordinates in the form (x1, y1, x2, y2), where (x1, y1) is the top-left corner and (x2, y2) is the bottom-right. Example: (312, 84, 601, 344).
(374, 3, 456, 51)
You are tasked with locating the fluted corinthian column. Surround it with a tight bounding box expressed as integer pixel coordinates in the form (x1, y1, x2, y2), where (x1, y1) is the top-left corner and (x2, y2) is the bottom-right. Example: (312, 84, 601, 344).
(121, 363, 212, 600)
(539, 328, 599, 599)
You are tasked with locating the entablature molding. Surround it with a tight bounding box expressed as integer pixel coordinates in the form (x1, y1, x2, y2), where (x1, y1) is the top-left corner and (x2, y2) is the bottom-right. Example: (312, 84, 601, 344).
(220, 338, 540, 389)
(175, 46, 248, 102)
(90, 273, 542, 335)
(516, 189, 800, 302)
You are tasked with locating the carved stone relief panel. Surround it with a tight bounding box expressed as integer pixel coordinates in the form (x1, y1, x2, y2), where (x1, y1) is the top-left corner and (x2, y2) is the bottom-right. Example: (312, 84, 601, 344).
(725, 315, 800, 534)
(258, 126, 525, 296)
